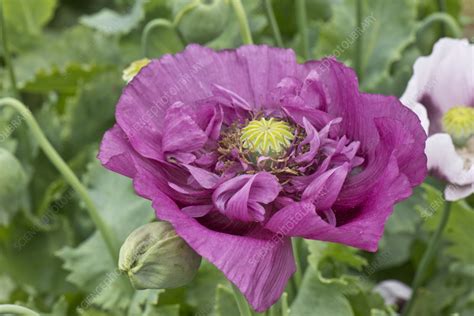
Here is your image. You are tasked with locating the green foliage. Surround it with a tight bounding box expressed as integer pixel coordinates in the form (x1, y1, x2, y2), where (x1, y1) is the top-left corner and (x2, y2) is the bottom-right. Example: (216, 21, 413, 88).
(56, 161, 157, 312)
(316, 0, 418, 90)
(290, 269, 354, 316)
(1, 0, 58, 51)
(0, 0, 470, 314)
(80, 0, 148, 35)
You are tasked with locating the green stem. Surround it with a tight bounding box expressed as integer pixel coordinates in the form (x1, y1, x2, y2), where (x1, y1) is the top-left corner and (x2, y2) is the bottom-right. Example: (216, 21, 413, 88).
(295, 0, 309, 60)
(401, 201, 452, 316)
(263, 0, 283, 47)
(0, 98, 119, 263)
(0, 1, 18, 97)
(291, 238, 303, 288)
(141, 19, 183, 58)
(437, 0, 447, 36)
(354, 0, 363, 81)
(281, 292, 289, 316)
(416, 13, 462, 39)
(173, 0, 199, 26)
(230, 0, 254, 45)
(0, 304, 39, 316)
(231, 283, 253, 316)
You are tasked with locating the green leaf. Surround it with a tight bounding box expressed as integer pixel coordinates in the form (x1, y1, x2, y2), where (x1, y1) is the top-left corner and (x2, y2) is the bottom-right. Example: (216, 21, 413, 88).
(305, 240, 367, 285)
(213, 284, 240, 316)
(3, 0, 57, 35)
(144, 304, 180, 316)
(367, 44, 421, 96)
(80, 0, 147, 35)
(14, 26, 121, 90)
(1, 0, 58, 51)
(60, 71, 123, 156)
(425, 199, 474, 264)
(316, 0, 417, 89)
(185, 260, 227, 313)
(22, 63, 109, 95)
(56, 160, 157, 311)
(290, 269, 354, 316)
(0, 215, 74, 296)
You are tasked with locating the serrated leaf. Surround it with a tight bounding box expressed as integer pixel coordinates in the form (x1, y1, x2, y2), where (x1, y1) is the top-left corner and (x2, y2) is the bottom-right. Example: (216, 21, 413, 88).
(22, 63, 109, 95)
(316, 0, 417, 89)
(56, 160, 156, 311)
(290, 269, 354, 316)
(61, 71, 122, 157)
(80, 0, 147, 35)
(305, 240, 367, 285)
(14, 26, 121, 90)
(0, 215, 74, 296)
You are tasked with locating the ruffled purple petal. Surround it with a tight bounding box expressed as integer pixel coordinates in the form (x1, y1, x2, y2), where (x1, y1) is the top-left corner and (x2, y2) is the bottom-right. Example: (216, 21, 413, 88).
(213, 173, 282, 222)
(265, 155, 411, 251)
(302, 163, 350, 210)
(132, 169, 295, 312)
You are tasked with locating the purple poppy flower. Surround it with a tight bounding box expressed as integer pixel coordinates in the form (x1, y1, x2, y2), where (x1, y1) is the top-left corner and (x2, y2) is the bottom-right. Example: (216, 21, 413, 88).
(99, 45, 427, 311)
(401, 38, 474, 201)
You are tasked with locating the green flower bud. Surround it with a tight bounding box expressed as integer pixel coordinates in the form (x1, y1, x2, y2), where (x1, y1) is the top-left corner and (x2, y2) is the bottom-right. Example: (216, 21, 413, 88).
(0, 148, 27, 226)
(122, 58, 151, 83)
(119, 221, 201, 289)
(174, 0, 230, 44)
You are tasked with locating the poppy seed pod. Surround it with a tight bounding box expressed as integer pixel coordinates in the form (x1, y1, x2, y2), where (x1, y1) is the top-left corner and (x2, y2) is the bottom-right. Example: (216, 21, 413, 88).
(175, 0, 230, 44)
(0, 148, 27, 225)
(118, 221, 201, 290)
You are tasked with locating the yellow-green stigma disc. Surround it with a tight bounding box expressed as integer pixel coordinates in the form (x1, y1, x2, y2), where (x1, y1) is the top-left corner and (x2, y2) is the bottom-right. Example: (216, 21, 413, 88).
(240, 118, 294, 155)
(443, 106, 474, 146)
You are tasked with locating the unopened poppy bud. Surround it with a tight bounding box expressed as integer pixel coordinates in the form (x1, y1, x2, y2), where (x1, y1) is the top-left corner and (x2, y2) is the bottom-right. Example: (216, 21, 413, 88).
(118, 221, 201, 289)
(0, 148, 27, 225)
(175, 0, 229, 44)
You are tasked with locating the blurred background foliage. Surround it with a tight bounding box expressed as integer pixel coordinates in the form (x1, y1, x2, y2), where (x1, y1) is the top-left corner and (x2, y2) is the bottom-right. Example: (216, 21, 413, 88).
(0, 0, 473, 315)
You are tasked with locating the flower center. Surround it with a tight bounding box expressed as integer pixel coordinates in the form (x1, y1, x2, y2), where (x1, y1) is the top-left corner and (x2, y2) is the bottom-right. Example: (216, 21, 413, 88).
(240, 118, 294, 156)
(442, 106, 474, 146)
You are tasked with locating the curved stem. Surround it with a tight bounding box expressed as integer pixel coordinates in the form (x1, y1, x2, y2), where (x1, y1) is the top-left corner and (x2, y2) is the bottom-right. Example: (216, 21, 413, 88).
(0, 304, 39, 316)
(173, 0, 200, 26)
(0, 1, 18, 97)
(291, 238, 303, 288)
(231, 283, 253, 316)
(401, 201, 452, 316)
(263, 0, 283, 47)
(230, 0, 254, 45)
(354, 0, 363, 81)
(141, 19, 183, 58)
(416, 13, 462, 39)
(0, 97, 119, 263)
(437, 0, 447, 36)
(295, 0, 309, 60)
